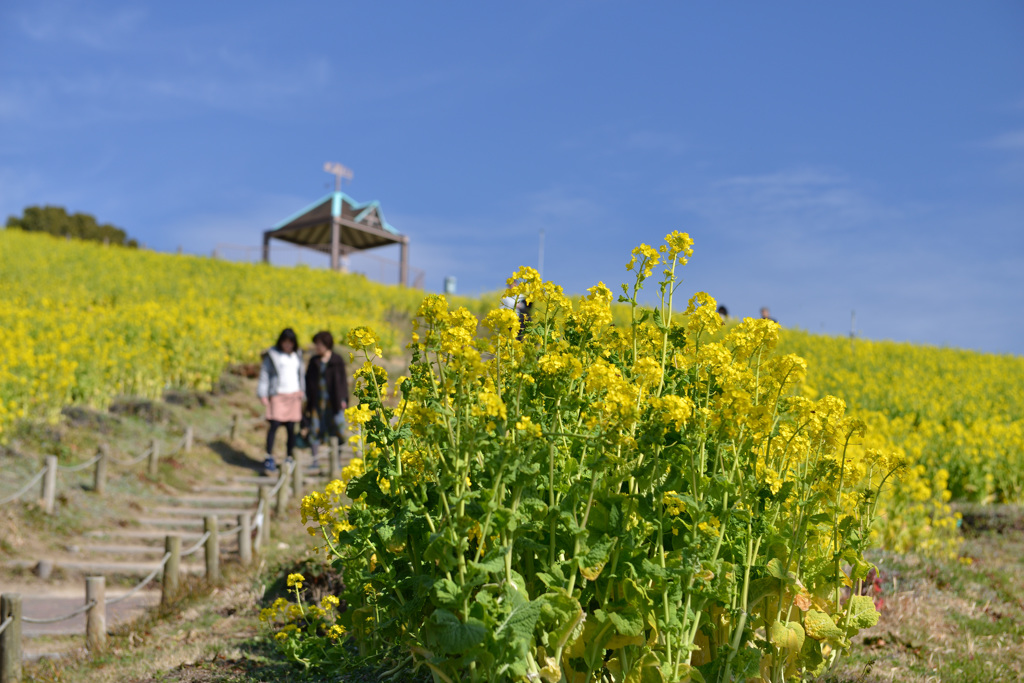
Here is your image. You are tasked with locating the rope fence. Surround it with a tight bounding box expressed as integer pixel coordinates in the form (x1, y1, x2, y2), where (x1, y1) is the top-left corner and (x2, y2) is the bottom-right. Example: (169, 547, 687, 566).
(0, 415, 308, 682)
(56, 454, 102, 473)
(0, 470, 47, 507)
(1, 510, 267, 681)
(21, 601, 97, 625)
(107, 553, 172, 606)
(116, 447, 153, 467)
(0, 415, 257, 515)
(180, 532, 212, 558)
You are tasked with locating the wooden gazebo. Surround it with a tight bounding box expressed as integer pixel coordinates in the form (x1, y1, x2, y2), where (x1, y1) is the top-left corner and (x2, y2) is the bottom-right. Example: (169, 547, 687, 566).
(262, 191, 409, 286)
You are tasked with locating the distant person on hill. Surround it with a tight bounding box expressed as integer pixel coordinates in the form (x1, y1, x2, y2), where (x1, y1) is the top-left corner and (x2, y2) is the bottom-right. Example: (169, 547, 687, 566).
(760, 307, 777, 323)
(257, 328, 305, 475)
(717, 304, 729, 320)
(305, 330, 349, 471)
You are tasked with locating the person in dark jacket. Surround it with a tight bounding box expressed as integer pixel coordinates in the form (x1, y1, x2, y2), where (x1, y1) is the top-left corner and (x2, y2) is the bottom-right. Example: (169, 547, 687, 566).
(305, 331, 349, 470)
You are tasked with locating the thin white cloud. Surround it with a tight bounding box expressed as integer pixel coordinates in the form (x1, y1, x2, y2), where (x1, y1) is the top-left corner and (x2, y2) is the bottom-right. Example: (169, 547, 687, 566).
(986, 129, 1024, 150)
(680, 167, 884, 245)
(0, 54, 333, 123)
(144, 56, 332, 110)
(18, 3, 146, 51)
(667, 166, 1024, 353)
(525, 188, 603, 222)
(623, 131, 688, 155)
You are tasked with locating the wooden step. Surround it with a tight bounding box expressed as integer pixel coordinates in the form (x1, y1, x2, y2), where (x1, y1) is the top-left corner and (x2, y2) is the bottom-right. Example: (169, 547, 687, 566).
(72, 544, 166, 556)
(151, 506, 254, 517)
(191, 485, 258, 495)
(231, 476, 285, 486)
(4, 559, 205, 576)
(85, 529, 206, 543)
(71, 540, 236, 556)
(136, 517, 239, 529)
(158, 495, 257, 506)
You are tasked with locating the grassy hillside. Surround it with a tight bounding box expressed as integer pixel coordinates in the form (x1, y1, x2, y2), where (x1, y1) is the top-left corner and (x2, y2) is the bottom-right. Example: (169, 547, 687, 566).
(0, 229, 487, 439)
(782, 330, 1024, 505)
(3, 227, 1021, 514)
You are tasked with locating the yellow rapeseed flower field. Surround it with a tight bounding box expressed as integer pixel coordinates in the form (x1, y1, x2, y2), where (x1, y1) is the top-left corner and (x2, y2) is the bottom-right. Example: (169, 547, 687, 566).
(0, 229, 485, 439)
(782, 331, 1024, 501)
(779, 329, 1024, 556)
(3, 228, 1021, 561)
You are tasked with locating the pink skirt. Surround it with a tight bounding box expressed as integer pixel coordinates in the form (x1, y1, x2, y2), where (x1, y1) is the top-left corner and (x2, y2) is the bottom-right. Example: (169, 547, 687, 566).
(266, 392, 303, 422)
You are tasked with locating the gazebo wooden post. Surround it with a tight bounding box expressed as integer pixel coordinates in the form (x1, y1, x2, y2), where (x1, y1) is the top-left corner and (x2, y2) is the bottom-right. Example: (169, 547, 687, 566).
(267, 190, 406, 280)
(399, 236, 409, 287)
(330, 216, 341, 271)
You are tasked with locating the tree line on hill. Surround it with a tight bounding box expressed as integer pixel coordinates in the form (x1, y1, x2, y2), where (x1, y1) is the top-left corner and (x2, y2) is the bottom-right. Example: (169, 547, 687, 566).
(5, 205, 138, 247)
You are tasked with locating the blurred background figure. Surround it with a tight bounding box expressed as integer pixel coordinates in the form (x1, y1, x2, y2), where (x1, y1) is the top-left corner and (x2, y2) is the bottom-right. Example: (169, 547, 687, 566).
(760, 307, 777, 323)
(258, 328, 304, 475)
(515, 297, 532, 341)
(717, 304, 729, 321)
(305, 330, 348, 472)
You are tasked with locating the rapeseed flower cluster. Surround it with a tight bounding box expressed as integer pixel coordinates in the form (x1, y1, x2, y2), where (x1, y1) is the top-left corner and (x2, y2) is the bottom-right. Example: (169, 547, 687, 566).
(283, 231, 905, 683)
(259, 569, 348, 665)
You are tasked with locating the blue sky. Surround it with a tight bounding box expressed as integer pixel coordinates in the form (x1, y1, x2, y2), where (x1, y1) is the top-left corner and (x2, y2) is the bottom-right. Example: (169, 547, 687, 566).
(2, 2, 1023, 354)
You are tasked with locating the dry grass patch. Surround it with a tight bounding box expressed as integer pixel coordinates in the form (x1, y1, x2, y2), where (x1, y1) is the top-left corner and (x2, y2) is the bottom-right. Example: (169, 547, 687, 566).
(830, 527, 1024, 683)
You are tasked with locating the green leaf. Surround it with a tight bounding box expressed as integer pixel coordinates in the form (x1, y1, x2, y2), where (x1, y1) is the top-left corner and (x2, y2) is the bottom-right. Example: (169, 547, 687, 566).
(769, 620, 805, 652)
(797, 634, 827, 676)
(469, 546, 509, 575)
(747, 577, 782, 608)
(652, 308, 668, 331)
(376, 524, 394, 544)
(430, 577, 461, 608)
(346, 470, 384, 505)
(766, 558, 787, 579)
(495, 592, 543, 644)
(607, 605, 644, 637)
(540, 590, 584, 654)
(624, 652, 667, 683)
(579, 535, 615, 581)
(425, 608, 487, 655)
(843, 549, 873, 582)
(803, 609, 844, 644)
(845, 595, 880, 632)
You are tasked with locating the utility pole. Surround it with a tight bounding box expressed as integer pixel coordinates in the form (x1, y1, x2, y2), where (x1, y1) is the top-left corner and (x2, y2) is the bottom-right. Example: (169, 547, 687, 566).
(538, 228, 545, 280)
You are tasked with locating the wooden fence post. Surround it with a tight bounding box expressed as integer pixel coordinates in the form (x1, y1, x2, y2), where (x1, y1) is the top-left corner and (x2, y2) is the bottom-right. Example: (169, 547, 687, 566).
(204, 516, 220, 583)
(93, 444, 108, 495)
(229, 414, 239, 442)
(41, 455, 58, 515)
(275, 466, 290, 515)
(238, 514, 252, 566)
(162, 535, 180, 604)
(0, 593, 22, 683)
(85, 576, 106, 651)
(328, 436, 340, 481)
(257, 485, 270, 548)
(292, 458, 303, 499)
(184, 426, 194, 454)
(148, 439, 160, 478)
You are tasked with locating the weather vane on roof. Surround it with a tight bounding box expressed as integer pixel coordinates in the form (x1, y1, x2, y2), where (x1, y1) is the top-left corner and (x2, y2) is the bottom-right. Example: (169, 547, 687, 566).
(323, 161, 353, 192)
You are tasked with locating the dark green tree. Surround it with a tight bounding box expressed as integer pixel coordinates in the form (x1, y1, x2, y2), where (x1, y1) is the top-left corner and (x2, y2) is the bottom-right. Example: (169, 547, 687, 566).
(5, 205, 138, 247)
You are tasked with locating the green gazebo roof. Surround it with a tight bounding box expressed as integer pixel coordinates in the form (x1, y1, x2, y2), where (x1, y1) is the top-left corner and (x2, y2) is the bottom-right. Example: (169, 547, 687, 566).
(266, 191, 402, 250)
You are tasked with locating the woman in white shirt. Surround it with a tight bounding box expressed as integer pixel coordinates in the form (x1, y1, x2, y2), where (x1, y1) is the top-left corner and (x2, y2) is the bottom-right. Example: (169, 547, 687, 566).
(256, 328, 305, 475)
